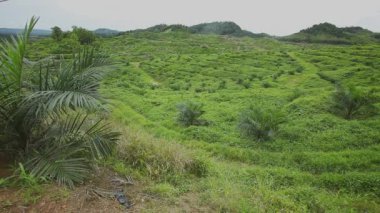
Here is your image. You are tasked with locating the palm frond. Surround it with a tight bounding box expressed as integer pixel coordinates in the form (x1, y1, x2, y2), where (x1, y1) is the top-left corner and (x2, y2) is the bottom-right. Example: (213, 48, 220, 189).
(23, 113, 118, 187)
(0, 17, 38, 93)
(25, 142, 91, 188)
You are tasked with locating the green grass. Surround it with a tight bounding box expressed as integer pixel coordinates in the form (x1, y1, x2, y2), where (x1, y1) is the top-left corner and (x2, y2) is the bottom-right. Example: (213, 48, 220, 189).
(28, 31, 380, 212)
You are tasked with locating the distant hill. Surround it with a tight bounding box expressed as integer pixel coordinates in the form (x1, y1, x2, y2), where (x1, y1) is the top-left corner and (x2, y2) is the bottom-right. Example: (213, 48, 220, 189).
(0, 28, 51, 37)
(0, 28, 120, 37)
(190, 21, 268, 38)
(93, 28, 120, 37)
(127, 22, 269, 38)
(282, 22, 380, 44)
(143, 24, 192, 33)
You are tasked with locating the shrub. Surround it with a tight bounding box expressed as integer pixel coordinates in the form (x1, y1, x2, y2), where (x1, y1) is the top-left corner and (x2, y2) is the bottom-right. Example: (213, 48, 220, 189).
(116, 127, 209, 180)
(332, 85, 376, 119)
(288, 70, 295, 75)
(288, 88, 305, 101)
(169, 83, 181, 91)
(72, 26, 96, 45)
(296, 67, 304, 73)
(51, 26, 63, 42)
(249, 73, 257, 81)
(238, 106, 285, 141)
(177, 102, 206, 126)
(146, 183, 179, 198)
(218, 80, 227, 89)
(183, 83, 192, 90)
(242, 81, 251, 89)
(236, 78, 244, 84)
(52, 36, 80, 54)
(316, 172, 380, 196)
(272, 74, 279, 81)
(195, 88, 204, 93)
(262, 82, 271, 88)
(0, 18, 118, 188)
(317, 72, 337, 84)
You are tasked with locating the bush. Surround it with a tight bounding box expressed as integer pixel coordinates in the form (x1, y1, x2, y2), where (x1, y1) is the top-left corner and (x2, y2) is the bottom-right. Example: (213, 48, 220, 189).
(0, 18, 118, 188)
(242, 81, 251, 89)
(317, 72, 337, 84)
(146, 183, 179, 198)
(218, 80, 227, 89)
(51, 26, 63, 42)
(52, 36, 80, 54)
(316, 172, 380, 196)
(236, 78, 244, 84)
(249, 74, 257, 81)
(288, 88, 305, 101)
(177, 102, 206, 126)
(296, 67, 304, 73)
(169, 83, 181, 91)
(116, 127, 209, 180)
(72, 26, 96, 45)
(332, 85, 376, 119)
(238, 106, 285, 141)
(262, 82, 271, 88)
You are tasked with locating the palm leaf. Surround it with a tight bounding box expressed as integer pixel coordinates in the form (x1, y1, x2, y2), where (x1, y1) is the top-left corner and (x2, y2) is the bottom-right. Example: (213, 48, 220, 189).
(25, 141, 91, 188)
(0, 17, 38, 93)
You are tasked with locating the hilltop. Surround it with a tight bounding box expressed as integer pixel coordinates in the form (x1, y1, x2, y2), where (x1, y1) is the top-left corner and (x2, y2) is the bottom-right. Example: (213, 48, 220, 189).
(0, 28, 51, 36)
(3, 22, 380, 45)
(0, 27, 119, 37)
(126, 21, 269, 38)
(93, 28, 120, 37)
(282, 22, 380, 44)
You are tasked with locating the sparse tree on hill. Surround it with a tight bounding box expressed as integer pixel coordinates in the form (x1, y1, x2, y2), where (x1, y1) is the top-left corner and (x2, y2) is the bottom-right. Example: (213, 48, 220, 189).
(72, 26, 96, 45)
(51, 26, 63, 41)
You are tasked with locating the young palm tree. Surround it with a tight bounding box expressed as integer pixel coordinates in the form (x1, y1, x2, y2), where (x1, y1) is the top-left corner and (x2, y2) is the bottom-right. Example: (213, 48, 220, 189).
(0, 17, 118, 187)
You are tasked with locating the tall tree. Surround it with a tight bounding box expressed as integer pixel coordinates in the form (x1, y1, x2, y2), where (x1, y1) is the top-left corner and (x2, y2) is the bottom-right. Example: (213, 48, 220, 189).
(51, 26, 63, 41)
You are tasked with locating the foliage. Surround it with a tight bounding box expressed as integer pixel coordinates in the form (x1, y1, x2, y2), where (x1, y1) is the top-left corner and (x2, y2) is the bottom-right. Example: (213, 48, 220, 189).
(116, 127, 209, 181)
(176, 101, 206, 127)
(25, 25, 380, 211)
(72, 26, 96, 45)
(332, 84, 376, 119)
(51, 26, 63, 41)
(0, 17, 118, 187)
(238, 106, 285, 141)
(53, 33, 81, 54)
(282, 22, 377, 44)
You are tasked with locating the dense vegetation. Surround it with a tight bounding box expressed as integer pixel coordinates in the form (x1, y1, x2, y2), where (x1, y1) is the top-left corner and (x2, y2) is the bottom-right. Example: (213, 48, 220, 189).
(96, 31, 379, 211)
(0, 18, 118, 188)
(1, 19, 380, 212)
(282, 22, 380, 44)
(127, 21, 269, 38)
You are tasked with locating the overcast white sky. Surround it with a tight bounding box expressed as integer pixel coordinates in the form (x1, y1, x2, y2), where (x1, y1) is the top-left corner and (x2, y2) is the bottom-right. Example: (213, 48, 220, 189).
(1, 0, 380, 36)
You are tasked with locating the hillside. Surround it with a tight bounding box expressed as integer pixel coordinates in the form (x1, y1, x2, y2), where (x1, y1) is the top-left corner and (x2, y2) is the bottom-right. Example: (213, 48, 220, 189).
(0, 28, 51, 36)
(127, 21, 269, 38)
(93, 28, 120, 36)
(2, 29, 380, 212)
(282, 22, 380, 44)
(95, 32, 380, 211)
(0, 27, 119, 37)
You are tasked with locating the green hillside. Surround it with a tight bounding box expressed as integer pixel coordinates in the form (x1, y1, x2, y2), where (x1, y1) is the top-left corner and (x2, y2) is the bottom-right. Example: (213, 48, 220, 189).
(5, 28, 380, 212)
(128, 21, 268, 38)
(94, 31, 380, 211)
(282, 22, 380, 44)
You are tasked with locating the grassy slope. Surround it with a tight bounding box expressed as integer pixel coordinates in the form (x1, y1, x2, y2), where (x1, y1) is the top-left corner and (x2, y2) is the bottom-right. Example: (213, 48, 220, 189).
(26, 32, 380, 211)
(97, 32, 380, 212)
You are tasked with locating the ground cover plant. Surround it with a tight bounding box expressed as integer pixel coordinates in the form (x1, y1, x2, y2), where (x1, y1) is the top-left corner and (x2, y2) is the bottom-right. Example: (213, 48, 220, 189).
(2, 21, 380, 212)
(92, 30, 379, 211)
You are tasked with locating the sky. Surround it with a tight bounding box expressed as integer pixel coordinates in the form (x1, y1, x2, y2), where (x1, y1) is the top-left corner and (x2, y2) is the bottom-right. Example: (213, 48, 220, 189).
(0, 0, 380, 36)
